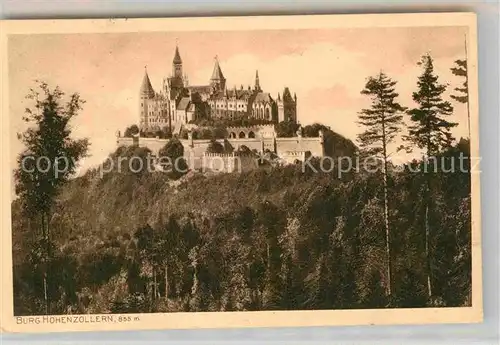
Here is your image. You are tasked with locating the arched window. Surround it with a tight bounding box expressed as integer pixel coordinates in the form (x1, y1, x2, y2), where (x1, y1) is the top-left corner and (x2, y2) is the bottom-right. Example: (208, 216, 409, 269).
(248, 131, 255, 138)
(239, 131, 246, 138)
(230, 132, 236, 138)
(265, 108, 270, 120)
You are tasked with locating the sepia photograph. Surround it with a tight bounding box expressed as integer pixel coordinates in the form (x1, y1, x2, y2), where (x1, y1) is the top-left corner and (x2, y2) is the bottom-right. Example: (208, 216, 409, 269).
(1, 13, 481, 332)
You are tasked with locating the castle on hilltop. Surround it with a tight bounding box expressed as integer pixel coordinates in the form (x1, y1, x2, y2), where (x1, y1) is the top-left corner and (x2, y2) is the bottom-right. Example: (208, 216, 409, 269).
(139, 45, 297, 132)
(116, 43, 326, 174)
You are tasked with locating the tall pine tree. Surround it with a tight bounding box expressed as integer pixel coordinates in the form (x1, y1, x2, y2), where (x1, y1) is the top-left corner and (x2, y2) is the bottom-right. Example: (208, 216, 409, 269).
(357, 72, 406, 299)
(407, 54, 457, 155)
(405, 54, 457, 299)
(450, 54, 469, 138)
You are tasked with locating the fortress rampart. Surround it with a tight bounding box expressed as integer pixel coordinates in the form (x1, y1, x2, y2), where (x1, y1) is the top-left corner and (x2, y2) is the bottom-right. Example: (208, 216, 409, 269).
(116, 129, 324, 173)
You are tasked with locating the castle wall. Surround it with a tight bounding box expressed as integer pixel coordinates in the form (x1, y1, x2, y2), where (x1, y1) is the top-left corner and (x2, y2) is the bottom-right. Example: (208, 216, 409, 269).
(202, 152, 258, 173)
(226, 138, 264, 152)
(117, 137, 135, 148)
(116, 133, 324, 172)
(137, 137, 170, 156)
(275, 137, 324, 158)
(227, 124, 276, 139)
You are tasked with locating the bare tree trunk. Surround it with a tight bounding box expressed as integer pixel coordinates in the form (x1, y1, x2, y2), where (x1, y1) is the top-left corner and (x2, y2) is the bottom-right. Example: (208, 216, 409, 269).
(164, 263, 168, 300)
(153, 268, 158, 301)
(40, 213, 49, 315)
(425, 139, 433, 298)
(381, 114, 392, 298)
(267, 243, 271, 270)
(382, 160, 392, 297)
(425, 203, 432, 297)
(45, 212, 51, 314)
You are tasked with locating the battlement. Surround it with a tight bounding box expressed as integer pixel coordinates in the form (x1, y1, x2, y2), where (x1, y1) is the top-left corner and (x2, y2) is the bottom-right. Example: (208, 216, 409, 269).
(203, 151, 255, 158)
(202, 150, 259, 173)
(227, 124, 276, 139)
(116, 128, 325, 173)
(283, 150, 309, 157)
(226, 124, 275, 132)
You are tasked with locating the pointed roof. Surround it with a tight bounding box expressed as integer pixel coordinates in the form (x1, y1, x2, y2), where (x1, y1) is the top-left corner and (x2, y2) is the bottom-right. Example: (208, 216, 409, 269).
(211, 56, 225, 81)
(173, 45, 182, 64)
(283, 87, 293, 101)
(140, 68, 155, 96)
(254, 92, 273, 103)
(255, 70, 261, 90)
(176, 97, 191, 111)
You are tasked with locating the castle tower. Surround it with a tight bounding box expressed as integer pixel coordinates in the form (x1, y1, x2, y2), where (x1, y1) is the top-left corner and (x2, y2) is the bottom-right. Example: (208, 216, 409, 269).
(139, 67, 155, 130)
(281, 87, 297, 123)
(254, 70, 262, 91)
(172, 45, 183, 78)
(277, 92, 285, 122)
(167, 45, 184, 90)
(210, 56, 226, 92)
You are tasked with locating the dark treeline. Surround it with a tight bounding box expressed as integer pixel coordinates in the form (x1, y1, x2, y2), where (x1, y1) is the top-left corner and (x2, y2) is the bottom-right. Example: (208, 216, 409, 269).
(12, 138, 471, 314)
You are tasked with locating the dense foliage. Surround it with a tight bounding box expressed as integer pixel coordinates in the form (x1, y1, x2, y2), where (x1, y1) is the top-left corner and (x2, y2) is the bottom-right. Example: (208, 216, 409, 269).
(12, 138, 471, 315)
(14, 82, 89, 314)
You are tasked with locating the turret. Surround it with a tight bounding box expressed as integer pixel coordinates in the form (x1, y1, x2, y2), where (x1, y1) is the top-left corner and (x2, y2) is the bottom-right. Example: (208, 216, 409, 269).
(210, 56, 226, 91)
(139, 67, 155, 130)
(140, 67, 155, 98)
(172, 45, 183, 78)
(168, 45, 184, 90)
(281, 87, 297, 123)
(254, 70, 261, 91)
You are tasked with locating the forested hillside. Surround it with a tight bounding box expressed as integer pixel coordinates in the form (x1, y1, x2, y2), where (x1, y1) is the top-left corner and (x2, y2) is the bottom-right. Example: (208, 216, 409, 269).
(12, 138, 471, 315)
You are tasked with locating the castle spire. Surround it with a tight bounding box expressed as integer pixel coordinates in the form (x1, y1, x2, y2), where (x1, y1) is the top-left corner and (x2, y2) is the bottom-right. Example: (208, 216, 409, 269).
(140, 66, 155, 97)
(173, 44, 182, 64)
(171, 44, 184, 81)
(210, 55, 226, 91)
(211, 55, 225, 81)
(254, 70, 261, 91)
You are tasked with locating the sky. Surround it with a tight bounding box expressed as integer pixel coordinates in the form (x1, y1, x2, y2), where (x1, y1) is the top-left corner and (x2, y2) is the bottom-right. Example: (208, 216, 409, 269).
(8, 26, 469, 173)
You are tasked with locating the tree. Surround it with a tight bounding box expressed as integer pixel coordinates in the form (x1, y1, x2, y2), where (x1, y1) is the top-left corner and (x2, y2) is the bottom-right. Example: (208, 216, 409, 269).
(200, 128, 213, 140)
(302, 123, 329, 137)
(158, 138, 187, 177)
(133, 224, 161, 309)
(14, 81, 89, 314)
(206, 139, 224, 154)
(124, 124, 139, 138)
(406, 54, 457, 155)
(275, 120, 299, 138)
(357, 72, 406, 298)
(405, 54, 457, 299)
(161, 126, 173, 139)
(450, 56, 470, 138)
(223, 139, 234, 153)
(237, 145, 252, 154)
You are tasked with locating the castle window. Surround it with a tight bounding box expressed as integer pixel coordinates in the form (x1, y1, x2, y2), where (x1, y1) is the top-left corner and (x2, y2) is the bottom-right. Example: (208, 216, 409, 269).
(248, 131, 255, 138)
(239, 131, 246, 139)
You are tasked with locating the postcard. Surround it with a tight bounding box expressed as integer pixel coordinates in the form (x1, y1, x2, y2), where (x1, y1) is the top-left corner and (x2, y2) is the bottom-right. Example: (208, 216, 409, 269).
(0, 12, 481, 333)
